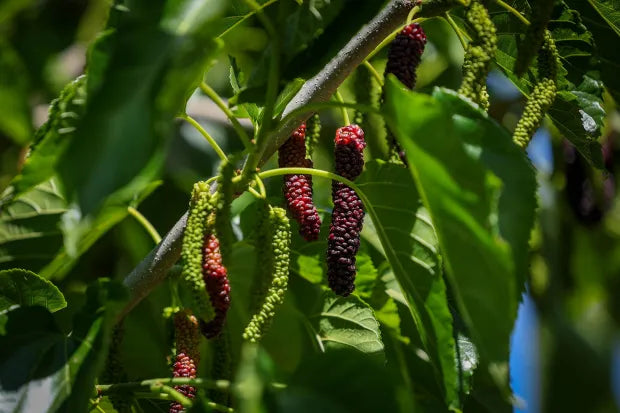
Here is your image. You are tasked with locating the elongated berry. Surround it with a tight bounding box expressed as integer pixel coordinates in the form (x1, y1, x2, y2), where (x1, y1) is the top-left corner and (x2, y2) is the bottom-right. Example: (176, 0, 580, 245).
(385, 23, 427, 89)
(214, 159, 235, 266)
(181, 182, 215, 322)
(515, 0, 554, 76)
(279, 123, 321, 241)
(102, 324, 131, 413)
(200, 234, 231, 339)
(458, 0, 497, 111)
(306, 114, 322, 158)
(513, 31, 558, 148)
(170, 310, 200, 413)
(243, 206, 291, 342)
(327, 125, 366, 296)
(383, 23, 427, 163)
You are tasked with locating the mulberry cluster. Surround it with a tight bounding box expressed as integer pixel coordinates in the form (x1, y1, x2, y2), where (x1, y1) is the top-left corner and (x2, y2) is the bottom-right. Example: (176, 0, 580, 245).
(327, 125, 366, 296)
(458, 0, 497, 111)
(279, 123, 322, 241)
(515, 0, 554, 76)
(181, 182, 215, 322)
(385, 23, 427, 89)
(383, 22, 427, 162)
(200, 234, 231, 339)
(513, 31, 558, 149)
(169, 310, 201, 413)
(243, 206, 291, 342)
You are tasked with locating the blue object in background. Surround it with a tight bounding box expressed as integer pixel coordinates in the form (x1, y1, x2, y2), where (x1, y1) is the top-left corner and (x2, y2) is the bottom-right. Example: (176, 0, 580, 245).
(613, 338, 620, 409)
(510, 293, 541, 413)
(509, 128, 551, 413)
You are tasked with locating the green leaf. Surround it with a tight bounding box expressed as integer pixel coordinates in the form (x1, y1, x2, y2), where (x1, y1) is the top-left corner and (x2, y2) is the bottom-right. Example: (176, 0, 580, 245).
(0, 179, 66, 273)
(0, 268, 66, 312)
(0, 177, 159, 280)
(4, 75, 87, 200)
(383, 79, 517, 370)
(356, 160, 459, 408)
(51, 180, 162, 278)
(280, 349, 412, 413)
(433, 88, 537, 299)
(565, 0, 620, 102)
(490, 2, 605, 167)
(0, 279, 127, 413)
(58, 0, 224, 216)
(583, 0, 620, 36)
(309, 292, 384, 356)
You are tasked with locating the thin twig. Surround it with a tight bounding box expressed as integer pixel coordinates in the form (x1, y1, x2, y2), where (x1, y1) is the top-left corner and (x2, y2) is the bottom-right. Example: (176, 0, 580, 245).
(363, 61, 384, 87)
(127, 207, 162, 244)
(200, 82, 253, 150)
(334, 91, 351, 126)
(494, 0, 530, 25)
(444, 13, 468, 49)
(179, 114, 228, 162)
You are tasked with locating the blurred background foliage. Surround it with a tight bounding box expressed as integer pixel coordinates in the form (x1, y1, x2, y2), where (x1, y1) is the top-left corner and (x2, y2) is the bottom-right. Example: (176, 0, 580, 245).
(0, 1, 619, 412)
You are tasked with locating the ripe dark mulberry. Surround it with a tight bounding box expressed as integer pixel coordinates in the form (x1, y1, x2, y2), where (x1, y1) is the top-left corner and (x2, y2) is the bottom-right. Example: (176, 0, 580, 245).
(384, 23, 426, 163)
(279, 123, 321, 241)
(170, 310, 200, 413)
(327, 125, 366, 296)
(200, 234, 231, 339)
(384, 23, 427, 90)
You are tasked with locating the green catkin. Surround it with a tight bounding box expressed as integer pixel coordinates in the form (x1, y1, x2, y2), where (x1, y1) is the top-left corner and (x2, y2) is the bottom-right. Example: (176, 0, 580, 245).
(209, 329, 232, 406)
(458, 0, 497, 111)
(181, 181, 215, 321)
(214, 159, 235, 266)
(102, 323, 131, 413)
(306, 113, 322, 158)
(515, 0, 555, 77)
(513, 31, 558, 148)
(243, 206, 291, 343)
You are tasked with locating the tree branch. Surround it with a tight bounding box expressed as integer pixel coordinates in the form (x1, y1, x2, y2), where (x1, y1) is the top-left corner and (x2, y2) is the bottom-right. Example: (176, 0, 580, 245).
(120, 212, 187, 319)
(257, 0, 415, 165)
(121, 0, 417, 317)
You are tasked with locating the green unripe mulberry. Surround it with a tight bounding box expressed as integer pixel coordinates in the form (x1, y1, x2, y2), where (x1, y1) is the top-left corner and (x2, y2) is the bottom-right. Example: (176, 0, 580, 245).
(243, 206, 291, 343)
(515, 0, 554, 77)
(214, 159, 235, 267)
(513, 31, 558, 149)
(306, 113, 321, 158)
(458, 0, 497, 111)
(102, 323, 131, 413)
(181, 181, 215, 321)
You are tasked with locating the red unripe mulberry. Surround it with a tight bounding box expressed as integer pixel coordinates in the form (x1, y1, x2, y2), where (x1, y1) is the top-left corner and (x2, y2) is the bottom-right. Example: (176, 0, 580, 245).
(384, 23, 427, 90)
(279, 123, 322, 241)
(170, 311, 200, 413)
(327, 125, 366, 296)
(200, 234, 231, 339)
